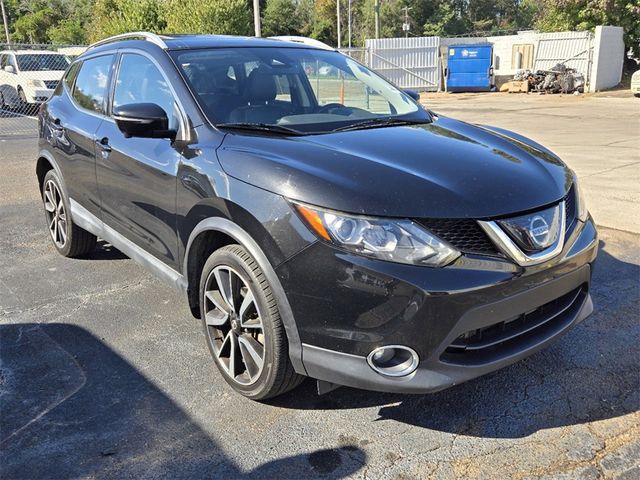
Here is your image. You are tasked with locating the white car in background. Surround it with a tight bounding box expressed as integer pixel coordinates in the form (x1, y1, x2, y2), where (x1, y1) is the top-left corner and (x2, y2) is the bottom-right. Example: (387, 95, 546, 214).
(0, 50, 70, 109)
(632, 70, 640, 97)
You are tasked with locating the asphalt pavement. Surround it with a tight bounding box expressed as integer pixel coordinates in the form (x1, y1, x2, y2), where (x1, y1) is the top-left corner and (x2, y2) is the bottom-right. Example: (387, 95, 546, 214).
(1, 94, 638, 479)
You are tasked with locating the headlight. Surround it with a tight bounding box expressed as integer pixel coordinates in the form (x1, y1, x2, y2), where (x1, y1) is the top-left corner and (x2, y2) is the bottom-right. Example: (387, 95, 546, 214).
(574, 176, 588, 221)
(292, 202, 460, 267)
(26, 79, 44, 88)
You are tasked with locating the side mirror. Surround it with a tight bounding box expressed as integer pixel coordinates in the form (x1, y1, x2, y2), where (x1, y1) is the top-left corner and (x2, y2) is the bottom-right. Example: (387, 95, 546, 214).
(404, 89, 420, 102)
(112, 103, 176, 140)
(4, 65, 15, 74)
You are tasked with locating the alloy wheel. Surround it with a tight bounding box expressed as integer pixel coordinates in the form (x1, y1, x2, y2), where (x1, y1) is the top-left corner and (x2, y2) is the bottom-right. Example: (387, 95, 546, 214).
(44, 180, 67, 248)
(204, 265, 266, 385)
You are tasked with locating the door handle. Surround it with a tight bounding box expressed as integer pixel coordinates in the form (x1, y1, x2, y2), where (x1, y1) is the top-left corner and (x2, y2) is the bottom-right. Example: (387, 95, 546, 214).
(95, 137, 112, 153)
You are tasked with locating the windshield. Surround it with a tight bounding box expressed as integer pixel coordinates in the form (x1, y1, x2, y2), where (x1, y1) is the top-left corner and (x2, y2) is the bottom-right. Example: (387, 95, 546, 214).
(171, 47, 429, 133)
(16, 54, 70, 72)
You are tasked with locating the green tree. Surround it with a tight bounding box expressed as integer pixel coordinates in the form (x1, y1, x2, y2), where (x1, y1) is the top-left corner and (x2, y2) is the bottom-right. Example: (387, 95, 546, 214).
(7, 0, 91, 44)
(262, 0, 300, 36)
(423, 1, 470, 36)
(358, 0, 403, 42)
(47, 17, 86, 44)
(312, 0, 338, 45)
(535, 0, 640, 57)
(10, 0, 62, 43)
(295, 0, 316, 37)
(90, 0, 166, 41)
(164, 0, 252, 36)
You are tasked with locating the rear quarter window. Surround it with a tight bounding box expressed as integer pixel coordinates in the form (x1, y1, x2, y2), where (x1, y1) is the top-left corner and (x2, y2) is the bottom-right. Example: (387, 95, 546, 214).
(63, 62, 82, 92)
(72, 55, 114, 115)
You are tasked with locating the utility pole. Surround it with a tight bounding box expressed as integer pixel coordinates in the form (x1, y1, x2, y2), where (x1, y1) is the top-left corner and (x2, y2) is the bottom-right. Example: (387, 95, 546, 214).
(1, 0, 10, 44)
(402, 6, 412, 39)
(253, 0, 261, 37)
(336, 0, 341, 49)
(374, 0, 380, 39)
(347, 0, 352, 49)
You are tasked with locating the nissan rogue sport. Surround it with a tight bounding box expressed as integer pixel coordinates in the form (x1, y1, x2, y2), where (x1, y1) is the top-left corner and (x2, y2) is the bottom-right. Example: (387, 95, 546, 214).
(37, 32, 598, 400)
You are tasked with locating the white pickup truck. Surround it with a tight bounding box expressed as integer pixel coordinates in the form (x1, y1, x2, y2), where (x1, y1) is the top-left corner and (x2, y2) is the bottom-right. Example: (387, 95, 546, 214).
(0, 50, 70, 109)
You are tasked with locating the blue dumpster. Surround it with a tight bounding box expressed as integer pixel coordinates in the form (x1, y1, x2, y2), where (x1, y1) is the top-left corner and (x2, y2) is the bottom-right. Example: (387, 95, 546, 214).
(446, 44, 493, 92)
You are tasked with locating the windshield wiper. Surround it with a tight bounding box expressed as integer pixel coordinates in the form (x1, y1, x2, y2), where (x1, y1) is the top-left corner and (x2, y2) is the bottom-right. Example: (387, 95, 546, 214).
(332, 117, 431, 133)
(216, 122, 305, 136)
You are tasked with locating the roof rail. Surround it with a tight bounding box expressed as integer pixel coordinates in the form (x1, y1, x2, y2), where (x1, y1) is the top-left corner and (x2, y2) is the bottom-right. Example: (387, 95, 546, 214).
(268, 36, 335, 51)
(87, 32, 169, 50)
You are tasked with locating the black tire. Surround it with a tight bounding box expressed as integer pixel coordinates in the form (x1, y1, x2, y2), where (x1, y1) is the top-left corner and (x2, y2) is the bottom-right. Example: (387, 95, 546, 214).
(17, 87, 27, 103)
(17, 87, 32, 115)
(199, 244, 303, 400)
(42, 169, 97, 257)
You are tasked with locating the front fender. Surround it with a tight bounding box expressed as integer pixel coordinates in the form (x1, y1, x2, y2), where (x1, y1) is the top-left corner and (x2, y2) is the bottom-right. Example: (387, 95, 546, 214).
(183, 216, 307, 374)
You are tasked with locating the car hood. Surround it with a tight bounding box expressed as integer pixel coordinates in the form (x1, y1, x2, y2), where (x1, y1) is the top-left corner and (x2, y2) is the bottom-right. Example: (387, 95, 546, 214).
(217, 115, 572, 219)
(21, 70, 64, 79)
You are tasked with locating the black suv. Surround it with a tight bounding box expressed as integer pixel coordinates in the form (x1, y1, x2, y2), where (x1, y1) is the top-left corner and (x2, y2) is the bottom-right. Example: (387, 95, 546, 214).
(37, 33, 597, 400)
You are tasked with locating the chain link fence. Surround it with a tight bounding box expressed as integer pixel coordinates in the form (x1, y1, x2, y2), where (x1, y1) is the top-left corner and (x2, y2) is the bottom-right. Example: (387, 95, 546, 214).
(0, 43, 86, 137)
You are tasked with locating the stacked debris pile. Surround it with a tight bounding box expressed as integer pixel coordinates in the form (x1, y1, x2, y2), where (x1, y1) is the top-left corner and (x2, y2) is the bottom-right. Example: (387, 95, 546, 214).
(513, 64, 585, 94)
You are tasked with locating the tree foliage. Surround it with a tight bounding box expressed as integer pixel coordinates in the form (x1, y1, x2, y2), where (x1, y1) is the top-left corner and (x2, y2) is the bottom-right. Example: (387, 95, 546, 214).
(2, 0, 638, 58)
(164, 0, 252, 36)
(89, 0, 166, 41)
(7, 0, 92, 44)
(262, 0, 299, 36)
(534, 0, 640, 56)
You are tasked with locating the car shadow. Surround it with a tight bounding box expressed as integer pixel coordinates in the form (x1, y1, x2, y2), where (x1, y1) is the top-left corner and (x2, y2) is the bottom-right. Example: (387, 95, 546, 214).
(0, 323, 366, 479)
(71, 240, 129, 261)
(269, 239, 639, 439)
(91, 240, 129, 260)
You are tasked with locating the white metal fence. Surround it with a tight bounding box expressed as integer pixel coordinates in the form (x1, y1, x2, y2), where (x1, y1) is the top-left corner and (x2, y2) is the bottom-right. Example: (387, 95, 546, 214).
(364, 37, 441, 91)
(352, 30, 602, 92)
(533, 31, 594, 81)
(0, 44, 85, 137)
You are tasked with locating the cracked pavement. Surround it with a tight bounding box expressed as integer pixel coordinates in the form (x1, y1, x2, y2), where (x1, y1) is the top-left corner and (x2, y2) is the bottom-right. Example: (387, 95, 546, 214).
(1, 94, 639, 479)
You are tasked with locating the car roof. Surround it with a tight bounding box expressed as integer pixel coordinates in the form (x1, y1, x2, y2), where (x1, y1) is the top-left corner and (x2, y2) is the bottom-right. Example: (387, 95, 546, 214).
(163, 34, 324, 50)
(82, 33, 334, 58)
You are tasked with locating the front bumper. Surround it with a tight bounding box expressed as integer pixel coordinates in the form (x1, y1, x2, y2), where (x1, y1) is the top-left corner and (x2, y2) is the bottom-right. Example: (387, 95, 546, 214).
(276, 216, 598, 393)
(25, 87, 54, 103)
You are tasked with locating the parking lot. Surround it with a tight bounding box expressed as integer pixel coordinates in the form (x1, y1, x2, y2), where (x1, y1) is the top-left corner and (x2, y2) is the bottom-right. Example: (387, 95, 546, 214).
(1, 93, 638, 479)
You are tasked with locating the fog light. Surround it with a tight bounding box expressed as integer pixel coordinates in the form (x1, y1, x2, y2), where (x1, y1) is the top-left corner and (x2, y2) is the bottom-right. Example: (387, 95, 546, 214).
(367, 345, 419, 377)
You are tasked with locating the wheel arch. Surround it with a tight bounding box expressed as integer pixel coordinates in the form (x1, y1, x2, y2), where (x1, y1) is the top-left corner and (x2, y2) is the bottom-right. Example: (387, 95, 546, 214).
(183, 215, 306, 374)
(36, 150, 66, 199)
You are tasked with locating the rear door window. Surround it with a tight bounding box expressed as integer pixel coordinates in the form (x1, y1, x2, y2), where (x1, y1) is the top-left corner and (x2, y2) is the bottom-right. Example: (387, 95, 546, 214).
(72, 55, 114, 115)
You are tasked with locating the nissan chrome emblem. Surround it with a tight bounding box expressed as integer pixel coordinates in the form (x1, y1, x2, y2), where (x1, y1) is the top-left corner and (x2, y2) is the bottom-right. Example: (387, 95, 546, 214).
(529, 215, 551, 248)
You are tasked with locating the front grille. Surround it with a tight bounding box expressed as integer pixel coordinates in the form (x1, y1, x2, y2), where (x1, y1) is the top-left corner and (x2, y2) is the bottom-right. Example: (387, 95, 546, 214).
(441, 284, 587, 365)
(419, 184, 577, 259)
(417, 218, 500, 256)
(44, 80, 58, 89)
